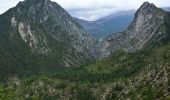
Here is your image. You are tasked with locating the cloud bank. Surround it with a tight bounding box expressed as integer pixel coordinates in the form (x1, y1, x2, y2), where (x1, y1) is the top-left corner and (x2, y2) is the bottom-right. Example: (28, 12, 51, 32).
(0, 0, 170, 21)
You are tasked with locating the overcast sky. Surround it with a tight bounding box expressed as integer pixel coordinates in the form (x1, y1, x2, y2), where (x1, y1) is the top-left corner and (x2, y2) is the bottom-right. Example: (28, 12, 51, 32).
(0, 0, 170, 21)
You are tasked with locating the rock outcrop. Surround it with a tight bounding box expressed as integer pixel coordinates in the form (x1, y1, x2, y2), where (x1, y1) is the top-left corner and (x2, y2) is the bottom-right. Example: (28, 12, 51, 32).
(0, 0, 96, 76)
(99, 2, 170, 58)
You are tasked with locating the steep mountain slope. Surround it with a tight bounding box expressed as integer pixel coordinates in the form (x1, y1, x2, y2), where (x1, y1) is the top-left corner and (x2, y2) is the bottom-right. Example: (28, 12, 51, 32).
(75, 7, 169, 39)
(75, 10, 135, 39)
(0, 0, 95, 77)
(0, 1, 170, 100)
(99, 2, 170, 58)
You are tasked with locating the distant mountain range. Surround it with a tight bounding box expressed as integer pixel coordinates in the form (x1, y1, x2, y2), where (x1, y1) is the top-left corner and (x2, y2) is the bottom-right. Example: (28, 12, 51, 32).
(75, 7, 170, 39)
(74, 10, 135, 39)
(164, 7, 170, 11)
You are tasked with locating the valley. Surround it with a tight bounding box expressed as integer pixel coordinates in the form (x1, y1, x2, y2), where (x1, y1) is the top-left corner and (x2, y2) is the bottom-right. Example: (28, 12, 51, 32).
(0, 0, 169, 99)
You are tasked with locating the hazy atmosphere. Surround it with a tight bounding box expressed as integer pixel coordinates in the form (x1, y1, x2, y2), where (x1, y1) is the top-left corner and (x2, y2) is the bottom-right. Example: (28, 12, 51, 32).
(0, 0, 170, 20)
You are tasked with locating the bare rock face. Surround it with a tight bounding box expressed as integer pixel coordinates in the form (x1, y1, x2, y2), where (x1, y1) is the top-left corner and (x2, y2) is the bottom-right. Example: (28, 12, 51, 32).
(16, 0, 95, 55)
(0, 0, 96, 72)
(99, 2, 169, 58)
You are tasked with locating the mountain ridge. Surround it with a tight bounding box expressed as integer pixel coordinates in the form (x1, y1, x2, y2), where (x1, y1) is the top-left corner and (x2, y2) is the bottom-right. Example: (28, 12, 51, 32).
(0, 0, 96, 77)
(75, 7, 170, 39)
(74, 10, 135, 39)
(0, 1, 170, 99)
(98, 2, 170, 58)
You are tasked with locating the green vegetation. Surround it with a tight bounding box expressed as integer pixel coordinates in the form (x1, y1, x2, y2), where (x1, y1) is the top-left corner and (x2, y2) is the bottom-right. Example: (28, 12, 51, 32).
(0, 1, 170, 100)
(0, 44, 170, 99)
(0, 83, 21, 100)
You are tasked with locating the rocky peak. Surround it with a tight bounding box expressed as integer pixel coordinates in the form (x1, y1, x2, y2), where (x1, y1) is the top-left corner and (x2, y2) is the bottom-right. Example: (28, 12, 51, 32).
(99, 2, 168, 58)
(24, 0, 50, 6)
(0, 0, 96, 68)
(135, 2, 161, 19)
(16, 0, 52, 14)
(15, 0, 73, 24)
(129, 2, 164, 32)
(140, 2, 156, 10)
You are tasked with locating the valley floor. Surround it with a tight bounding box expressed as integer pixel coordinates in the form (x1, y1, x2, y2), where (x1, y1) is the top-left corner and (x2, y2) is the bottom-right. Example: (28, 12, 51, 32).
(0, 44, 170, 100)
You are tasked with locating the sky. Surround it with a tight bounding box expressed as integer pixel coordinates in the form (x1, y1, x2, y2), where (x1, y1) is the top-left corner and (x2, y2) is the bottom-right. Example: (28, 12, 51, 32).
(0, 0, 170, 21)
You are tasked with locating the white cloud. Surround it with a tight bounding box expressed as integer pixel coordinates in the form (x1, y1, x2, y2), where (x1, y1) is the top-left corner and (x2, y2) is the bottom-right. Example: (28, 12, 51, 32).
(0, 0, 24, 14)
(68, 7, 118, 21)
(0, 0, 170, 21)
(53, 0, 170, 20)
